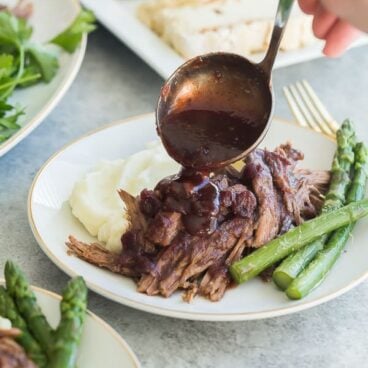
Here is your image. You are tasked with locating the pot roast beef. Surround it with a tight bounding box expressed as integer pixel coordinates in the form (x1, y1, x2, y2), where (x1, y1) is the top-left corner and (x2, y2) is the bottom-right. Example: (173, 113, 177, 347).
(67, 143, 330, 302)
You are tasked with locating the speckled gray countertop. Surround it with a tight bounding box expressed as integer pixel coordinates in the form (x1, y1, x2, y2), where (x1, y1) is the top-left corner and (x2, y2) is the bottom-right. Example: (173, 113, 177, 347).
(1, 28, 368, 368)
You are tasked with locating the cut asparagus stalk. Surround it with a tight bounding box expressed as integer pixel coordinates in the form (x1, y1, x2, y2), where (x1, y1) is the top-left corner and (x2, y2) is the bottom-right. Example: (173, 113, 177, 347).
(4, 260, 54, 356)
(230, 198, 368, 284)
(286, 142, 368, 299)
(0, 286, 47, 367)
(48, 277, 87, 368)
(273, 120, 356, 289)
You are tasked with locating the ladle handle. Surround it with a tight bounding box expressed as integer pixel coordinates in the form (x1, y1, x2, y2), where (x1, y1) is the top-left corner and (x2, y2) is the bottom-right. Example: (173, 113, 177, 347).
(260, 0, 295, 79)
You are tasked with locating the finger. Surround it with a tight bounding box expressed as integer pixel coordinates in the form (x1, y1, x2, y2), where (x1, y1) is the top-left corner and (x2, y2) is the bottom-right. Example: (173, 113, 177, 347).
(323, 20, 362, 57)
(321, 0, 368, 33)
(298, 0, 319, 15)
(312, 5, 338, 39)
(321, 0, 352, 19)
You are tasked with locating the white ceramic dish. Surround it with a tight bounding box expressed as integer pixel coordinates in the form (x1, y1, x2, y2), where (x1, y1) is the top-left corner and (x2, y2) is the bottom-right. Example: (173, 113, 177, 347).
(0, 0, 87, 157)
(0, 281, 140, 367)
(81, 0, 367, 79)
(28, 113, 368, 321)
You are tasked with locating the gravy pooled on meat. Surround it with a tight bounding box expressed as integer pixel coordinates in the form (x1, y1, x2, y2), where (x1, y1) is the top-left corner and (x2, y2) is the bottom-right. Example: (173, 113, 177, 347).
(153, 169, 220, 235)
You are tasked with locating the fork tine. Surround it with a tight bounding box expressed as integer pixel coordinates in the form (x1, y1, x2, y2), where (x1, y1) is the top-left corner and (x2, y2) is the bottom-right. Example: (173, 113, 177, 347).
(283, 86, 309, 129)
(287, 84, 323, 134)
(295, 81, 335, 136)
(301, 80, 340, 132)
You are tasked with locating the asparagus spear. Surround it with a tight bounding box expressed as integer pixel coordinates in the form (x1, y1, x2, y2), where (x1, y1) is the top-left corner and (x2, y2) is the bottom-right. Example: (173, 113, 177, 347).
(230, 198, 368, 284)
(273, 120, 356, 289)
(49, 276, 87, 368)
(4, 260, 54, 356)
(0, 286, 47, 367)
(286, 142, 368, 299)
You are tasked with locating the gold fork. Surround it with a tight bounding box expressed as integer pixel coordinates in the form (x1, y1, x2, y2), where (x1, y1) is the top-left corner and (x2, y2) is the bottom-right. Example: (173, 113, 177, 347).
(283, 80, 340, 138)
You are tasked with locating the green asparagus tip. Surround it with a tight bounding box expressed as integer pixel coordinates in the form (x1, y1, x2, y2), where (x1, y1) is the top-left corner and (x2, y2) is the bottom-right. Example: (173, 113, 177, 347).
(337, 119, 356, 147)
(340, 119, 355, 134)
(62, 276, 87, 301)
(5, 260, 15, 271)
(4, 260, 21, 288)
(69, 276, 86, 289)
(5, 259, 18, 272)
(272, 271, 293, 290)
(355, 142, 368, 167)
(285, 286, 303, 300)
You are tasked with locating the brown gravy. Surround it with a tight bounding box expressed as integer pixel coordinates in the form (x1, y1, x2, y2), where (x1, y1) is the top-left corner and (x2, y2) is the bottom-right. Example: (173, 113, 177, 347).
(157, 56, 271, 170)
(156, 55, 272, 234)
(155, 168, 220, 235)
(160, 109, 266, 170)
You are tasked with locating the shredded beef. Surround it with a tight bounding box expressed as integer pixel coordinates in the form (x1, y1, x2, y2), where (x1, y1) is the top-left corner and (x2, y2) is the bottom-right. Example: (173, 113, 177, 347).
(0, 329, 36, 368)
(146, 211, 182, 246)
(242, 149, 281, 247)
(199, 219, 255, 301)
(67, 143, 331, 302)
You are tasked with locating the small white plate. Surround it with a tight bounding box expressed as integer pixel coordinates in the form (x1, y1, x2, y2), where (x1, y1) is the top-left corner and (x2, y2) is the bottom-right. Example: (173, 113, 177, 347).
(81, 0, 367, 79)
(28, 113, 368, 321)
(0, 281, 140, 367)
(0, 0, 87, 157)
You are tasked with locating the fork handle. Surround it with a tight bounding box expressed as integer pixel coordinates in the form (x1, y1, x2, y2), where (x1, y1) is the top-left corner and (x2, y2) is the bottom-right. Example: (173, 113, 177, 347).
(259, 0, 295, 80)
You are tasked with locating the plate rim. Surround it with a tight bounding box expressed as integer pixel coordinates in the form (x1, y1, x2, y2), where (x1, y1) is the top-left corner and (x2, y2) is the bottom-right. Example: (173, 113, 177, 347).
(0, 279, 141, 367)
(28, 113, 368, 321)
(0, 0, 87, 157)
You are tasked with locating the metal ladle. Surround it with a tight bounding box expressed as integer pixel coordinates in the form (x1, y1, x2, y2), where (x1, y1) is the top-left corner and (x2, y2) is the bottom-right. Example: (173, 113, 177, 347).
(156, 0, 295, 170)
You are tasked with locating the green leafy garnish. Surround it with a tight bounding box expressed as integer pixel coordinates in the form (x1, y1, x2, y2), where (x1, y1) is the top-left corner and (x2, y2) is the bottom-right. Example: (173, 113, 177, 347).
(0, 54, 15, 80)
(26, 43, 59, 82)
(0, 12, 32, 46)
(0, 102, 24, 142)
(0, 12, 29, 99)
(51, 9, 96, 53)
(0, 6, 96, 145)
(0, 100, 13, 116)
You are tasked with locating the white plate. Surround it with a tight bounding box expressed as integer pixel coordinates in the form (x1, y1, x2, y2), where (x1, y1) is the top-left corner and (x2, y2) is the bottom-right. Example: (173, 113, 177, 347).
(28, 113, 368, 321)
(81, 0, 367, 79)
(0, 0, 87, 157)
(0, 281, 140, 367)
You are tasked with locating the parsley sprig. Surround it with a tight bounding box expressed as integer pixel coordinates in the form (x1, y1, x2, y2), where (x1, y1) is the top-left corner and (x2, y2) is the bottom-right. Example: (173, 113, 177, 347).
(0, 8, 95, 145)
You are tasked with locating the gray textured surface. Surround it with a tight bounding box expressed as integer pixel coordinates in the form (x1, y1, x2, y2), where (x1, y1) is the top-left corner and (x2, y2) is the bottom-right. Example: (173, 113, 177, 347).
(1, 27, 368, 367)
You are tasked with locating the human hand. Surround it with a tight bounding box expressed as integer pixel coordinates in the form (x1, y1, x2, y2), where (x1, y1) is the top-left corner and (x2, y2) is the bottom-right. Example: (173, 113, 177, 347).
(298, 0, 367, 57)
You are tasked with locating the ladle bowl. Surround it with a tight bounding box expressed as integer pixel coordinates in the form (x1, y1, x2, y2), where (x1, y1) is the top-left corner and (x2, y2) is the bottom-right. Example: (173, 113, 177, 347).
(156, 0, 295, 170)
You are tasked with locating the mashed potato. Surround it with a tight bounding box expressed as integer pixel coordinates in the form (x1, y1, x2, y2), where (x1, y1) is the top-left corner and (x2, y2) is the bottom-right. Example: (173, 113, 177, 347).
(69, 142, 180, 253)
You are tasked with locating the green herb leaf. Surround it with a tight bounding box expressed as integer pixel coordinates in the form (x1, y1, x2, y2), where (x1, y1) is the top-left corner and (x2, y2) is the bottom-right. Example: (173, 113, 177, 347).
(18, 66, 41, 87)
(50, 9, 96, 53)
(0, 101, 23, 141)
(0, 53, 14, 80)
(0, 104, 23, 128)
(0, 127, 19, 142)
(26, 43, 59, 82)
(0, 12, 32, 46)
(0, 99, 13, 117)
